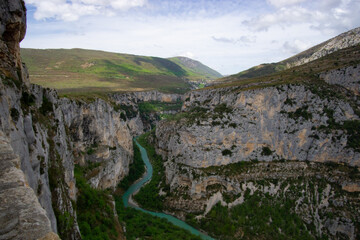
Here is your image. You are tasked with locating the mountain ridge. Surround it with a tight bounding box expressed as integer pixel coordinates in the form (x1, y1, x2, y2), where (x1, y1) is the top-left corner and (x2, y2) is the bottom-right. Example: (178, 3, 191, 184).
(216, 27, 360, 83)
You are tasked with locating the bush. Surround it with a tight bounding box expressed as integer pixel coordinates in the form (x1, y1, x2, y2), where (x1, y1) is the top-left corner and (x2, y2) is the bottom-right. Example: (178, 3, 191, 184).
(39, 95, 53, 115)
(343, 120, 360, 152)
(261, 146, 273, 156)
(222, 149, 232, 156)
(10, 108, 19, 122)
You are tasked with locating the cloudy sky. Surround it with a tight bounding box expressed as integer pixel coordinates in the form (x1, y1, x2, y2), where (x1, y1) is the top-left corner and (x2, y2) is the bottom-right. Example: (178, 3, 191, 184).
(22, 0, 360, 75)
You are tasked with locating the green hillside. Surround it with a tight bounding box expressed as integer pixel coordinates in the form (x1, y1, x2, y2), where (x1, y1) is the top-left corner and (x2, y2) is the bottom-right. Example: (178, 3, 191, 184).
(168, 56, 222, 82)
(20, 48, 221, 96)
(207, 44, 360, 91)
(215, 27, 360, 84)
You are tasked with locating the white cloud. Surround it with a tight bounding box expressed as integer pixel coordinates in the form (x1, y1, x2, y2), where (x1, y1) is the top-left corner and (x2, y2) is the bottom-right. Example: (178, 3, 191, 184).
(180, 52, 195, 59)
(267, 0, 306, 8)
(25, 0, 147, 21)
(211, 35, 256, 44)
(244, 6, 311, 31)
(245, 0, 360, 33)
(283, 39, 310, 54)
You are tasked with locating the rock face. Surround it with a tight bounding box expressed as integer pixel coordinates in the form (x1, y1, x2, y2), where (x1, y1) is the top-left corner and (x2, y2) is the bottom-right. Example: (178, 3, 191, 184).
(0, 0, 134, 238)
(0, 0, 29, 87)
(160, 157, 360, 239)
(320, 64, 360, 95)
(153, 71, 360, 239)
(111, 90, 183, 107)
(60, 97, 134, 190)
(156, 85, 360, 168)
(0, 130, 59, 240)
(110, 90, 183, 133)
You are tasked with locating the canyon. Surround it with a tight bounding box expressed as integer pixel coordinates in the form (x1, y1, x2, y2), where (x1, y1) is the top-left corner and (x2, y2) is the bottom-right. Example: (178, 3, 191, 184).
(1, 0, 360, 239)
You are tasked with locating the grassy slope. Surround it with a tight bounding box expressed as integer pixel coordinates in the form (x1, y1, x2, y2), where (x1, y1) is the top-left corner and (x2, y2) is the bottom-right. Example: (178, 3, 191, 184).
(168, 57, 222, 81)
(215, 28, 359, 83)
(21, 48, 219, 95)
(207, 44, 360, 91)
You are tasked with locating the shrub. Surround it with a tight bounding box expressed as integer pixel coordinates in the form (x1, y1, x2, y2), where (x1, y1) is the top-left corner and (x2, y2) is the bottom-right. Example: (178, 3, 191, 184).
(222, 149, 232, 156)
(39, 95, 53, 115)
(261, 146, 273, 156)
(10, 108, 19, 122)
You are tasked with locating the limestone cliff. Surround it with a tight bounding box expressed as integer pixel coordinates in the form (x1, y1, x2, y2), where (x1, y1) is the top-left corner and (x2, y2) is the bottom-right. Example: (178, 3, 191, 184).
(156, 84, 360, 168)
(153, 62, 360, 239)
(0, 0, 135, 238)
(0, 130, 59, 240)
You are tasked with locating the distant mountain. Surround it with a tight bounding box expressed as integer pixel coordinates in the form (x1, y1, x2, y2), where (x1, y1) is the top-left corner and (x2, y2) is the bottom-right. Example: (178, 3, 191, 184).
(216, 27, 360, 83)
(20, 48, 221, 95)
(168, 56, 222, 81)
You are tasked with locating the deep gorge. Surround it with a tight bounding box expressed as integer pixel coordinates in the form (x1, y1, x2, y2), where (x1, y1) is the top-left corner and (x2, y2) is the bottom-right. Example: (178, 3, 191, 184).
(1, 1, 360, 240)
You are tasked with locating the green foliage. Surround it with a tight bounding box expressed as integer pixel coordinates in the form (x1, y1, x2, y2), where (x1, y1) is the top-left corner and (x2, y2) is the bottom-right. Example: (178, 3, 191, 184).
(284, 98, 295, 106)
(323, 107, 339, 129)
(114, 195, 202, 240)
(261, 146, 273, 156)
(343, 120, 360, 152)
(86, 143, 98, 155)
(168, 57, 222, 80)
(134, 132, 168, 211)
(222, 149, 232, 156)
(287, 105, 312, 121)
(213, 103, 233, 118)
(20, 91, 36, 114)
(229, 123, 237, 128)
(39, 95, 53, 115)
(10, 108, 20, 122)
(75, 165, 118, 240)
(113, 104, 137, 119)
(120, 112, 126, 121)
(138, 100, 183, 114)
(118, 141, 145, 190)
(47, 129, 77, 239)
(86, 148, 95, 155)
(194, 194, 314, 240)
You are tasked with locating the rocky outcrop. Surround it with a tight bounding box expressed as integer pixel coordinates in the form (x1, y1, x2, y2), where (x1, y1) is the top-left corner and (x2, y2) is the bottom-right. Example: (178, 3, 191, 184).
(156, 85, 360, 168)
(60, 98, 133, 190)
(0, 0, 132, 238)
(0, 130, 60, 240)
(161, 159, 360, 239)
(320, 64, 360, 95)
(153, 78, 360, 239)
(285, 27, 360, 68)
(0, 0, 29, 87)
(110, 90, 183, 133)
(111, 90, 183, 105)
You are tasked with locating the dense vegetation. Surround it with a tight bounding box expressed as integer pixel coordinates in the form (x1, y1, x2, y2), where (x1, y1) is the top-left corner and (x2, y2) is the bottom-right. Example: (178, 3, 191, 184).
(133, 132, 168, 211)
(138, 100, 183, 114)
(74, 165, 118, 240)
(187, 192, 315, 240)
(138, 100, 183, 122)
(118, 141, 145, 190)
(114, 195, 202, 240)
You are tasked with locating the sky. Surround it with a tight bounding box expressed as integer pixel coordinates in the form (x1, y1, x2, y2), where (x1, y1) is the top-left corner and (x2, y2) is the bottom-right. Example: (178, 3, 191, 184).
(21, 0, 360, 75)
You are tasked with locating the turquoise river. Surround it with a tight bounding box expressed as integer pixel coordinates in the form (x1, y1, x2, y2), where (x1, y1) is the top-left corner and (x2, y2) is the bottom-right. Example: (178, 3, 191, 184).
(122, 139, 214, 240)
